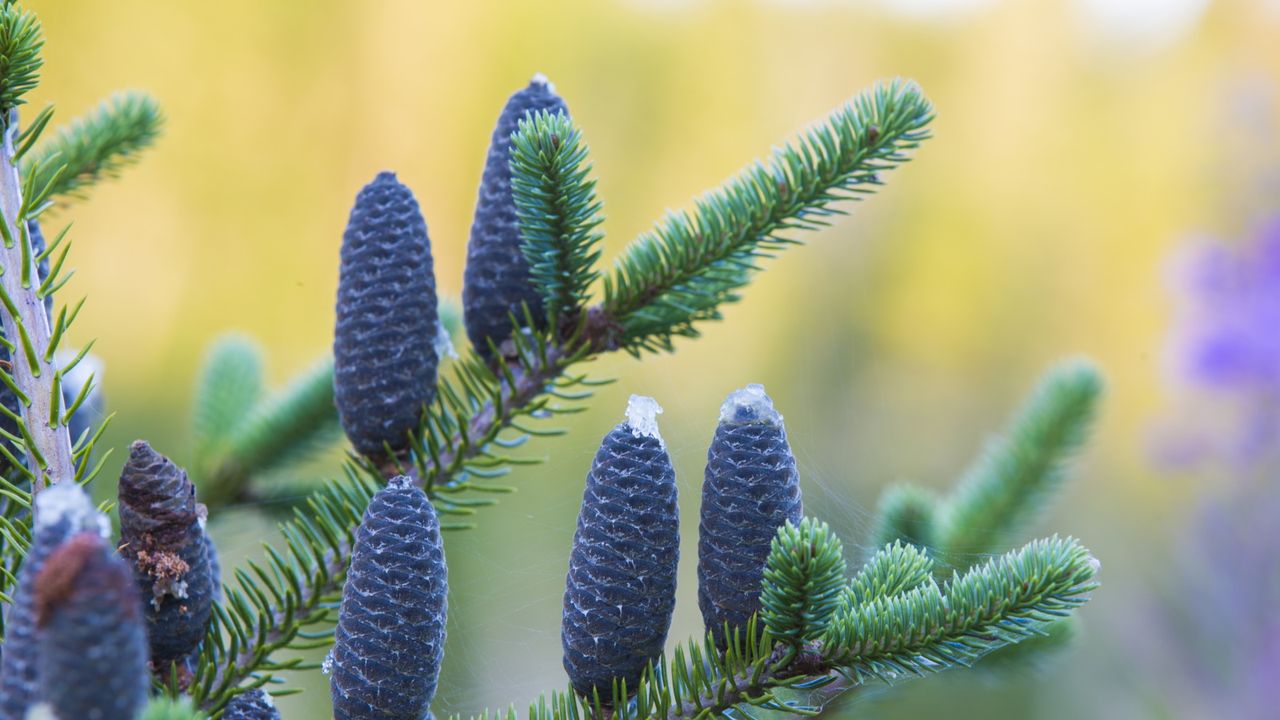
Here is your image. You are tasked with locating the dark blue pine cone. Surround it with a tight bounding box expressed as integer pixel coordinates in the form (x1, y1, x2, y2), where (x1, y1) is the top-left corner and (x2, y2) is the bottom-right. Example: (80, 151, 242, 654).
(562, 395, 679, 700)
(34, 532, 149, 720)
(117, 440, 215, 665)
(462, 74, 568, 356)
(333, 172, 439, 458)
(329, 475, 447, 720)
(698, 384, 803, 645)
(0, 483, 109, 720)
(222, 688, 281, 720)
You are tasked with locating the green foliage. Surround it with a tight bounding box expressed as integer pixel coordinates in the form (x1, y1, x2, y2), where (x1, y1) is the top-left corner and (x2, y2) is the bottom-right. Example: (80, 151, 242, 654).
(938, 360, 1104, 568)
(138, 697, 208, 720)
(24, 91, 163, 204)
(192, 334, 264, 481)
(870, 483, 938, 553)
(206, 356, 339, 504)
(0, 4, 41, 120)
(601, 80, 933, 353)
(189, 336, 338, 510)
(761, 517, 848, 649)
(509, 110, 604, 329)
(846, 541, 934, 607)
(823, 536, 1099, 681)
(451, 535, 1098, 720)
(972, 619, 1079, 676)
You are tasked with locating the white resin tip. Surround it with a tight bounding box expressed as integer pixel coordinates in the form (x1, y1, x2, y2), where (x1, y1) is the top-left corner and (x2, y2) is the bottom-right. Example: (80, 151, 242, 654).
(1086, 554, 1102, 575)
(387, 475, 416, 491)
(719, 383, 782, 426)
(34, 482, 110, 539)
(624, 395, 664, 446)
(530, 72, 556, 92)
(434, 322, 458, 361)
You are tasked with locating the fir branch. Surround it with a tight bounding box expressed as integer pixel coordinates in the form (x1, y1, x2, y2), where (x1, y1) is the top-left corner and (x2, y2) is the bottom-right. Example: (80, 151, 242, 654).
(938, 360, 1103, 567)
(509, 110, 604, 329)
(822, 535, 1099, 680)
(402, 327, 596, 507)
(869, 483, 938, 554)
(600, 80, 933, 353)
(457, 536, 1098, 720)
(846, 541, 934, 606)
(191, 80, 935, 705)
(23, 91, 162, 205)
(760, 518, 847, 649)
(0, 5, 41, 121)
(0, 111, 74, 495)
(189, 333, 596, 711)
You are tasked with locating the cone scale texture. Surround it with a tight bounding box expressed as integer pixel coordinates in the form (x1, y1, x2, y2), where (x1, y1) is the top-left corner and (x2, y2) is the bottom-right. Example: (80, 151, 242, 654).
(34, 532, 149, 720)
(0, 483, 108, 720)
(697, 385, 802, 644)
(462, 74, 568, 355)
(330, 476, 448, 720)
(117, 440, 215, 665)
(562, 397, 679, 699)
(334, 172, 439, 457)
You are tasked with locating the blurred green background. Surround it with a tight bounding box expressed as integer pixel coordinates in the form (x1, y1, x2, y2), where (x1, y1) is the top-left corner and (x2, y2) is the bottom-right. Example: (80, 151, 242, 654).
(23, 0, 1280, 717)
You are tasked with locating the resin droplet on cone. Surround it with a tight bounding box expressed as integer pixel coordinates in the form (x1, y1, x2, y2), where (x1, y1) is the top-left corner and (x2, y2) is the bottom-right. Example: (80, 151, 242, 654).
(698, 384, 802, 644)
(330, 476, 447, 720)
(34, 532, 149, 720)
(463, 74, 569, 356)
(117, 440, 215, 665)
(562, 395, 679, 699)
(333, 172, 440, 457)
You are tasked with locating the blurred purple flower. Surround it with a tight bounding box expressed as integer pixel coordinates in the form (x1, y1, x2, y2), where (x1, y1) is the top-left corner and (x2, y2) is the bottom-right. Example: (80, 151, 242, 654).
(1156, 485, 1280, 717)
(1146, 215, 1280, 717)
(1171, 216, 1280, 388)
(1154, 217, 1280, 465)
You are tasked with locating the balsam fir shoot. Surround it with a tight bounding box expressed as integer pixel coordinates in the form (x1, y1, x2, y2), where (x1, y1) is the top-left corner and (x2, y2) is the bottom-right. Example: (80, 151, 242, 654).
(0, 1, 1105, 717)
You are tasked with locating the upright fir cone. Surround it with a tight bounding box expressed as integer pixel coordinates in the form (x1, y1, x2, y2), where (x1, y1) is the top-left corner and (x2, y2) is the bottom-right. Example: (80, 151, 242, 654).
(222, 689, 281, 720)
(33, 533, 149, 720)
(329, 476, 447, 720)
(462, 74, 568, 356)
(0, 483, 110, 720)
(333, 172, 439, 458)
(117, 440, 215, 665)
(562, 396, 679, 699)
(698, 384, 802, 645)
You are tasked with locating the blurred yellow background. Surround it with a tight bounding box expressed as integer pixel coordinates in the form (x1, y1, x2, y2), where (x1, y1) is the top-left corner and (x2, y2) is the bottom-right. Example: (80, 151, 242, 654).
(23, 0, 1280, 717)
